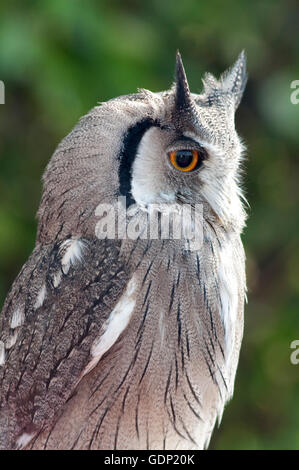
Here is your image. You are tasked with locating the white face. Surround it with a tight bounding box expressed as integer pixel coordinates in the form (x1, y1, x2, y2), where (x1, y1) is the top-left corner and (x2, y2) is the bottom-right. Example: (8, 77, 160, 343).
(131, 126, 206, 206)
(130, 118, 244, 227)
(128, 48, 247, 215)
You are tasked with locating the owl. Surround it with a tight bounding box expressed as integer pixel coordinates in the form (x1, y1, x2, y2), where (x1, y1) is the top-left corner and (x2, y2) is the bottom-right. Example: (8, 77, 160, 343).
(0, 52, 247, 450)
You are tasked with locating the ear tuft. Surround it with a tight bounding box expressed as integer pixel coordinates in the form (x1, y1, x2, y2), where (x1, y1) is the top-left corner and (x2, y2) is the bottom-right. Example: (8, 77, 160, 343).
(172, 51, 205, 133)
(220, 50, 247, 109)
(174, 51, 193, 111)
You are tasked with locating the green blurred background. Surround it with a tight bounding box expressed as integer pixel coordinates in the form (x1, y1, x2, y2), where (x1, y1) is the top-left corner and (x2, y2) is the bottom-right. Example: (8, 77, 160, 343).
(0, 0, 298, 449)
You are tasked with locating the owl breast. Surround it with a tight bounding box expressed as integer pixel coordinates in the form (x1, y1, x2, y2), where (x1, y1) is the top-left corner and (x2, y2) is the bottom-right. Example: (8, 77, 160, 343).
(28, 226, 245, 450)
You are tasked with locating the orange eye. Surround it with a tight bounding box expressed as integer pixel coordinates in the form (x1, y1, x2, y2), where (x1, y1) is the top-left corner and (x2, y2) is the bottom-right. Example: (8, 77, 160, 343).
(169, 149, 200, 172)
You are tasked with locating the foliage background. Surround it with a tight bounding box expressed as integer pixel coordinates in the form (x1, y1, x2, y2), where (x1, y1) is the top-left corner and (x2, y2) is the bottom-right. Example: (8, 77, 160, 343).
(0, 0, 298, 449)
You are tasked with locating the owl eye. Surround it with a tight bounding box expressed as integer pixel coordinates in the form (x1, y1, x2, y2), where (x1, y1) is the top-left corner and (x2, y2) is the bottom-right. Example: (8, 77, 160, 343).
(169, 149, 203, 172)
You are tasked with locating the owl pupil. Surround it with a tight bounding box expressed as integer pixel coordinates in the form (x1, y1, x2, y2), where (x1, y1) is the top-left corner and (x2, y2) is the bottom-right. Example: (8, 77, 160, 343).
(176, 150, 193, 168)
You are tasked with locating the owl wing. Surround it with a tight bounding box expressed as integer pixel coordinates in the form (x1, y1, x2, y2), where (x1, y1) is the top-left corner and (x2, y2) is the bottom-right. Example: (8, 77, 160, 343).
(0, 237, 130, 449)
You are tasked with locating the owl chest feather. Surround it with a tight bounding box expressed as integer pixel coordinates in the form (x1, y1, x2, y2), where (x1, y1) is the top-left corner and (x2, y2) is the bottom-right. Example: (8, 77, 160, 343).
(128, 237, 243, 449)
(31, 233, 244, 450)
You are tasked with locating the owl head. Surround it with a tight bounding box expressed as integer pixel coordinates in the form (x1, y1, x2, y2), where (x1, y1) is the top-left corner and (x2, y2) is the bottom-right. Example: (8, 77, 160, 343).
(37, 52, 247, 243)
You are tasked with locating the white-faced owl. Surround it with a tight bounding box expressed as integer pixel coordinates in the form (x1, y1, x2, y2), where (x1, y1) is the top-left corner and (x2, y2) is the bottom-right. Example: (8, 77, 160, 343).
(0, 52, 247, 450)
